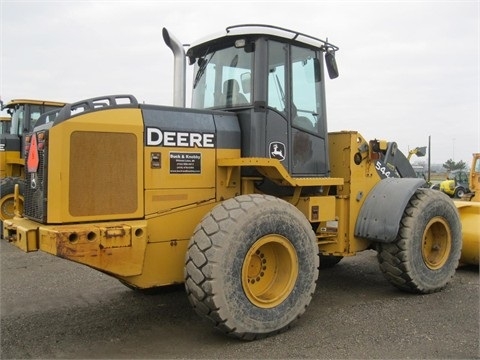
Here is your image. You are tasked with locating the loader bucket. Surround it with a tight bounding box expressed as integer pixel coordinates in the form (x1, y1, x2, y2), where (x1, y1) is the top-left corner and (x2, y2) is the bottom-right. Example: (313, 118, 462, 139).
(455, 201, 480, 266)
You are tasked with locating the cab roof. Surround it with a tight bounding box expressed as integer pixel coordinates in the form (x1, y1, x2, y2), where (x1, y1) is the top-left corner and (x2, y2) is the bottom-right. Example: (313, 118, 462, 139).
(2, 99, 66, 109)
(188, 24, 339, 54)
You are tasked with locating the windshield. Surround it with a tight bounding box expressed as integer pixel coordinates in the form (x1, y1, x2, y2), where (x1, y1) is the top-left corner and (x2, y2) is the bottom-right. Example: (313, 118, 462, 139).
(9, 105, 25, 135)
(191, 45, 253, 109)
(6, 103, 64, 135)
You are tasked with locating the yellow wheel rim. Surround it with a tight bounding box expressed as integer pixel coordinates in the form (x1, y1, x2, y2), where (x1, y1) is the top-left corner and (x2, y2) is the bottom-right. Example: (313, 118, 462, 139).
(422, 217, 452, 270)
(0, 195, 23, 221)
(242, 235, 298, 308)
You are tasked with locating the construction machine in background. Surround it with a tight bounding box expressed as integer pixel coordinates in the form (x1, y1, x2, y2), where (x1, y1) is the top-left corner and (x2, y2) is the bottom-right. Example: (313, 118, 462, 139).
(440, 169, 471, 198)
(3, 25, 463, 340)
(0, 99, 65, 221)
(0, 115, 12, 134)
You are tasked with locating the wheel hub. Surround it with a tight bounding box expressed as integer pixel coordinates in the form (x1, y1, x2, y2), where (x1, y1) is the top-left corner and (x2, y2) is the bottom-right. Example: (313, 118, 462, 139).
(246, 250, 267, 284)
(422, 217, 452, 270)
(242, 234, 298, 308)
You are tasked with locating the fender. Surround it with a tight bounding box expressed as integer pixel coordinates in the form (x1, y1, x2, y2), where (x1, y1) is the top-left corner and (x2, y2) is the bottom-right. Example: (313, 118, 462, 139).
(354, 177, 426, 243)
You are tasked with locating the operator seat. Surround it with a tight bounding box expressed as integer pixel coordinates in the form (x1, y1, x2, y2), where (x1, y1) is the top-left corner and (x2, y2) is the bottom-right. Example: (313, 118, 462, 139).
(293, 116, 315, 132)
(222, 79, 248, 106)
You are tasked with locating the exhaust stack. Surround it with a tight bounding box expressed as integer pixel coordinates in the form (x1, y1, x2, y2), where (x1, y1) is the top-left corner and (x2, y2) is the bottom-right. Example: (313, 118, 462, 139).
(162, 28, 186, 107)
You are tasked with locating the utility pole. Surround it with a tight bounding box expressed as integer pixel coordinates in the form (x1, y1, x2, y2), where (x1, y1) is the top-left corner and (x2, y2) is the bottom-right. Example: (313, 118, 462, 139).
(428, 135, 431, 183)
(452, 138, 455, 161)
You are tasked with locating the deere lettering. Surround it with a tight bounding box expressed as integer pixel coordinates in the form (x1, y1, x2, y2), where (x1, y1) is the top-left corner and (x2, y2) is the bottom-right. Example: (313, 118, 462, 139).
(146, 127, 215, 148)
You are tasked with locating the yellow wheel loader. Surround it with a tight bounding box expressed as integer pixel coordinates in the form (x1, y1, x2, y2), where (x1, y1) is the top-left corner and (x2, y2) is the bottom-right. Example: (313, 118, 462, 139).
(3, 25, 463, 340)
(0, 115, 12, 134)
(0, 99, 65, 221)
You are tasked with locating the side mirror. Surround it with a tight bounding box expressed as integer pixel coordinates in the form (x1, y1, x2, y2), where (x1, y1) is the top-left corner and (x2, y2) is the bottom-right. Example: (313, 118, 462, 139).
(325, 51, 339, 79)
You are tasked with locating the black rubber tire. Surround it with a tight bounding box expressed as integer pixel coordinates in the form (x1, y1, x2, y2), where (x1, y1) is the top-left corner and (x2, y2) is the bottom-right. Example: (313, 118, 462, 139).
(0, 177, 25, 221)
(454, 187, 465, 199)
(377, 188, 461, 294)
(319, 254, 343, 269)
(184, 194, 319, 340)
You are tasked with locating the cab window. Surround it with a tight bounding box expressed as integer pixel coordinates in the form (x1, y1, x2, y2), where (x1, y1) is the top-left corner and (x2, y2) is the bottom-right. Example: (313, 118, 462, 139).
(192, 45, 252, 109)
(291, 45, 323, 134)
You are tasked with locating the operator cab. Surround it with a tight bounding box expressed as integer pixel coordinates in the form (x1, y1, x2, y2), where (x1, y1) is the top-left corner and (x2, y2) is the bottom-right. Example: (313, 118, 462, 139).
(186, 24, 339, 177)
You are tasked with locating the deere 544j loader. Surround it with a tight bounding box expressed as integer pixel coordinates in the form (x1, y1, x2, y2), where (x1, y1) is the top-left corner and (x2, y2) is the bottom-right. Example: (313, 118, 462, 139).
(3, 25, 462, 340)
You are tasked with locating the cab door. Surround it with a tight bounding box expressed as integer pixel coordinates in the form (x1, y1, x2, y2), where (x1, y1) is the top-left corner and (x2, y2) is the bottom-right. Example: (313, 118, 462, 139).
(266, 41, 329, 177)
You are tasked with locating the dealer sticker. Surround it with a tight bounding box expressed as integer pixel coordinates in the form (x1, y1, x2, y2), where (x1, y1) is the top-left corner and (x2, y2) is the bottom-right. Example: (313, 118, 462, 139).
(170, 152, 201, 174)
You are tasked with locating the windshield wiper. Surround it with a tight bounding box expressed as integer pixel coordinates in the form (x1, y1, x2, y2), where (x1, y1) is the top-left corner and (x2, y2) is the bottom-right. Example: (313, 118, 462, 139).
(193, 51, 215, 89)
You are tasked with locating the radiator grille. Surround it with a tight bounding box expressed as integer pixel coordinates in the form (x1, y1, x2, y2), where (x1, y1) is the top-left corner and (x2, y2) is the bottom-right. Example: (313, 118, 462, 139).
(24, 138, 48, 222)
(69, 131, 138, 216)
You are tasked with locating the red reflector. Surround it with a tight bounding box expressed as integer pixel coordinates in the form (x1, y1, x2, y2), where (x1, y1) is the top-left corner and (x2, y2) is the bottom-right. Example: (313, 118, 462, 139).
(27, 134, 40, 173)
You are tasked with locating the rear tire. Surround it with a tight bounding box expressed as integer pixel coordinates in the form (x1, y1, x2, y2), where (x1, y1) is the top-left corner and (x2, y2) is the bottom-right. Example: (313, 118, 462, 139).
(377, 188, 461, 294)
(184, 194, 319, 340)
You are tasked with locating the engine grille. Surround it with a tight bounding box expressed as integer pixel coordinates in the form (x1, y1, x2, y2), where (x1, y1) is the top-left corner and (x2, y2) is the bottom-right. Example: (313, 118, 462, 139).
(24, 134, 48, 223)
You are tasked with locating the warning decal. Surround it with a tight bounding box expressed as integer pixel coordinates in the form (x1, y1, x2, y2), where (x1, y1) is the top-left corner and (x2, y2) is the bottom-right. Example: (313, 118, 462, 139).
(170, 152, 201, 174)
(27, 134, 40, 173)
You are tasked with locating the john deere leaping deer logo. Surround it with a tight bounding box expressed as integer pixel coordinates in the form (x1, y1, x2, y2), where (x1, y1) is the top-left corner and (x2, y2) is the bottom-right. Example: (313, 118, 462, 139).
(270, 142, 286, 161)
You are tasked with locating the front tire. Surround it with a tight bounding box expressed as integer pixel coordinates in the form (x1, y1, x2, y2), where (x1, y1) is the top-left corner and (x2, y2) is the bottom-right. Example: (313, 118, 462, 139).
(184, 194, 319, 340)
(377, 188, 461, 294)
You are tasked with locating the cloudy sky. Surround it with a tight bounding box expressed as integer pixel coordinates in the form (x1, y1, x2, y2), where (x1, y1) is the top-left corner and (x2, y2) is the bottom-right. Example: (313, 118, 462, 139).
(1, 0, 478, 164)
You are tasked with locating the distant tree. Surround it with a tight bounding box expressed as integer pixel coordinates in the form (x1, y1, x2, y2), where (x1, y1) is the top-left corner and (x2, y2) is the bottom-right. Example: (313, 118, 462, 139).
(442, 159, 467, 172)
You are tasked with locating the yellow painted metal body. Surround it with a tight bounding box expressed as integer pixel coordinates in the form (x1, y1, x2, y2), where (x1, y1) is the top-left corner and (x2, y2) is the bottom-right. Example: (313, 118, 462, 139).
(440, 179, 455, 196)
(45, 109, 144, 223)
(4, 107, 240, 288)
(452, 153, 480, 266)
(455, 201, 480, 265)
(0, 144, 23, 179)
(469, 153, 480, 202)
(2, 116, 398, 289)
(321, 131, 383, 254)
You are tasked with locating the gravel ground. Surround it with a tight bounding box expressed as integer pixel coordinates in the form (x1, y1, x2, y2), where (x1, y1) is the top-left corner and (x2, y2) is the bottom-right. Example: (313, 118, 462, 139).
(1, 240, 478, 359)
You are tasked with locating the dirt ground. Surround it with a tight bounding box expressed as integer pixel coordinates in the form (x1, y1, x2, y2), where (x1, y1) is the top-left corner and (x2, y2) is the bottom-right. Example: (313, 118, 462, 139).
(1, 240, 478, 359)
